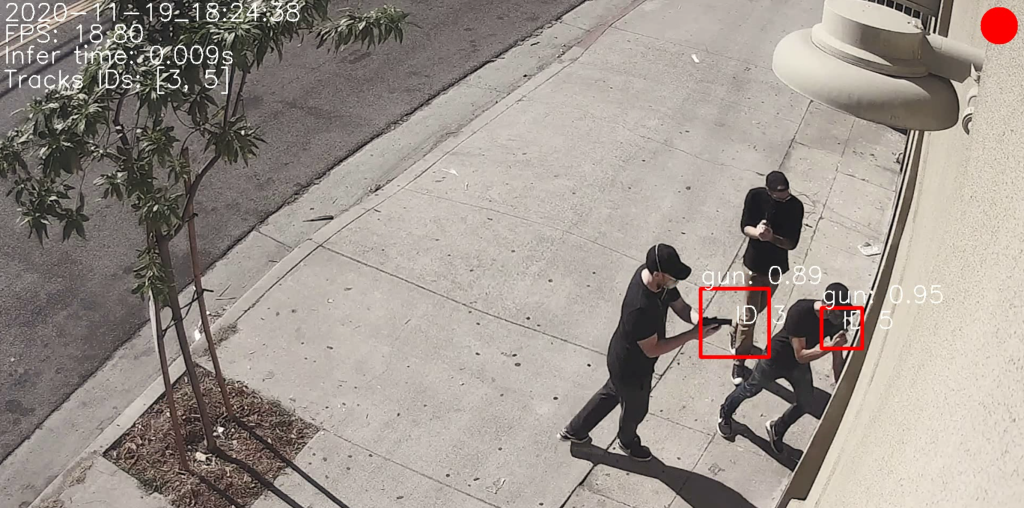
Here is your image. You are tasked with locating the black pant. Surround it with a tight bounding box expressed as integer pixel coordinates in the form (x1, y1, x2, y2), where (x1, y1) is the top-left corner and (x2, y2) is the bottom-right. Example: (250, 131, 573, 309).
(720, 359, 814, 439)
(566, 373, 652, 450)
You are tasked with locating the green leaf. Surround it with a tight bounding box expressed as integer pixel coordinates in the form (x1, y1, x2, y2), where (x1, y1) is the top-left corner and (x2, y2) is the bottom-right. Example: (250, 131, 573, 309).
(2, 1, 413, 285)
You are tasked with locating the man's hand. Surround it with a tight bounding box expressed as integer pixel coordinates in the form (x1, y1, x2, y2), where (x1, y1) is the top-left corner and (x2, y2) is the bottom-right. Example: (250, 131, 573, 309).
(703, 323, 722, 338)
(826, 331, 848, 349)
(681, 323, 721, 346)
(756, 220, 774, 241)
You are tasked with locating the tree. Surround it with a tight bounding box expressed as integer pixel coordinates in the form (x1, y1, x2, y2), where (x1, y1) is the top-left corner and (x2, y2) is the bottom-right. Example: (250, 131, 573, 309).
(0, 0, 409, 473)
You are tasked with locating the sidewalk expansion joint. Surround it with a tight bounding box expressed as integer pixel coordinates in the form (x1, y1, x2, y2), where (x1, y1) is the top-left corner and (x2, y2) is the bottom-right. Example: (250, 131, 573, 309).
(319, 428, 503, 508)
(256, 229, 295, 250)
(825, 209, 880, 236)
(795, 170, 843, 268)
(558, 487, 630, 508)
(649, 413, 715, 439)
(555, 47, 804, 125)
(319, 244, 606, 357)
(313, 65, 570, 248)
(841, 171, 898, 193)
(690, 432, 717, 482)
(403, 188, 641, 263)
(608, 25, 773, 72)
(573, 0, 649, 55)
(518, 95, 763, 175)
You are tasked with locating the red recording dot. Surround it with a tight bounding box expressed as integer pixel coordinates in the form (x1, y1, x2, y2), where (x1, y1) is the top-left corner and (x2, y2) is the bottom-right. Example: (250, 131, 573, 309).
(981, 7, 1018, 44)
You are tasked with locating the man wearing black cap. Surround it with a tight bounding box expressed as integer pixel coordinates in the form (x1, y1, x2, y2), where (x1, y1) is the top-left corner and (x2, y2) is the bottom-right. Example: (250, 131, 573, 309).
(559, 243, 723, 461)
(717, 283, 853, 454)
(730, 170, 805, 385)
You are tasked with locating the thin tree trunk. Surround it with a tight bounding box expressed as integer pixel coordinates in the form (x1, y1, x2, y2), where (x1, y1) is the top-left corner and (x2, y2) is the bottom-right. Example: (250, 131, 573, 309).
(150, 294, 189, 471)
(154, 231, 219, 451)
(184, 183, 234, 418)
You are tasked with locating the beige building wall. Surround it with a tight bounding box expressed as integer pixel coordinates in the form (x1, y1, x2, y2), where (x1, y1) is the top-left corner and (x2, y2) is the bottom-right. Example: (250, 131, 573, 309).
(789, 0, 1024, 506)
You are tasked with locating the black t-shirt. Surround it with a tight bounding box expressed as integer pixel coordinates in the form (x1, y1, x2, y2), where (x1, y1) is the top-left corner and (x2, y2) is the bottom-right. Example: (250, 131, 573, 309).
(768, 299, 843, 370)
(607, 265, 681, 380)
(741, 188, 804, 275)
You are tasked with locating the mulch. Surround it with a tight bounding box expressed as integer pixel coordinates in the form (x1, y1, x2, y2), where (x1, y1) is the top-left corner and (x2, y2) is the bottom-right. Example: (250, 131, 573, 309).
(105, 365, 319, 508)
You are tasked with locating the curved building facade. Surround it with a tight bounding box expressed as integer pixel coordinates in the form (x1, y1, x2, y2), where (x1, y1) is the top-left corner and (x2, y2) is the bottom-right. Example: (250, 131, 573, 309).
(778, 1, 1024, 506)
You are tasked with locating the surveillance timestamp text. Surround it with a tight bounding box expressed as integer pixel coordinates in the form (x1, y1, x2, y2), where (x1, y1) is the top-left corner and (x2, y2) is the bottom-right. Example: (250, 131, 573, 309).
(4, 1, 302, 92)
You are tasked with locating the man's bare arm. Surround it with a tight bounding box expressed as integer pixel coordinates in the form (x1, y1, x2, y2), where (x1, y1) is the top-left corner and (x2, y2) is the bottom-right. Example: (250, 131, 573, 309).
(791, 336, 835, 364)
(638, 324, 720, 358)
(669, 298, 699, 325)
(767, 233, 797, 250)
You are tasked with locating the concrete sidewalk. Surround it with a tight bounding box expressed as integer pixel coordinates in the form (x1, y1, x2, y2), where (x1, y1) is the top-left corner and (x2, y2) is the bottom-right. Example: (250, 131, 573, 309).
(31, 0, 905, 506)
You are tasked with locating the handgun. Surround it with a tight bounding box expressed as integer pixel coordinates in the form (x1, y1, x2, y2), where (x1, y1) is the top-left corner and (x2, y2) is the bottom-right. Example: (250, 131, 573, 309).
(701, 317, 732, 327)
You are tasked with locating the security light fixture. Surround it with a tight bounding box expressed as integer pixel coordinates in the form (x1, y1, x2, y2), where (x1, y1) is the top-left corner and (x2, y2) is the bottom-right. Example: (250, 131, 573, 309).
(773, 0, 985, 132)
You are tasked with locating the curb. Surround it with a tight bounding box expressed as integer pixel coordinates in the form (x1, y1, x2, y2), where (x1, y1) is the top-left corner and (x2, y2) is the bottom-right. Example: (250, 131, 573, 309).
(311, 52, 577, 247)
(27, 2, 623, 506)
(28, 6, 606, 508)
(28, 238, 320, 508)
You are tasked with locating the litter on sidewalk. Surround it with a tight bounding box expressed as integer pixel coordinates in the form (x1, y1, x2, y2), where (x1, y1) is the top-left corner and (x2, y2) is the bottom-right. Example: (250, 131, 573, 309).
(859, 241, 882, 256)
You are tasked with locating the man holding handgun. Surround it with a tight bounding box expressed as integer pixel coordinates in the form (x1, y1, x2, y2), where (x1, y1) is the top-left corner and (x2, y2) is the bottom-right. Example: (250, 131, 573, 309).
(730, 171, 805, 385)
(558, 244, 723, 461)
(717, 283, 853, 454)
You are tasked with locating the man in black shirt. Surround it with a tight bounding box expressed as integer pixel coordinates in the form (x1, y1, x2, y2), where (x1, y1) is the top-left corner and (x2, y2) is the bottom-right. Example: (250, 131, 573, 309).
(717, 283, 853, 454)
(730, 171, 805, 385)
(559, 244, 723, 461)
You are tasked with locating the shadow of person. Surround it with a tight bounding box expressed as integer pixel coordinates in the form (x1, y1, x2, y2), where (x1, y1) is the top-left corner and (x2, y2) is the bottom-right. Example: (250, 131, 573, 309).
(735, 365, 831, 419)
(761, 379, 832, 419)
(570, 443, 757, 508)
(729, 422, 802, 471)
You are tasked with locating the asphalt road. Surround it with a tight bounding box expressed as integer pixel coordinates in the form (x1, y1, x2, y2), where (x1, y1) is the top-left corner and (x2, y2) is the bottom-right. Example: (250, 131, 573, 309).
(0, 0, 587, 462)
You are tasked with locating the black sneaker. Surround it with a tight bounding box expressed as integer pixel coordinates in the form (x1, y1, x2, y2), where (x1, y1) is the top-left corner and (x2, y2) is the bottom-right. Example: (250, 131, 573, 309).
(617, 440, 653, 462)
(731, 361, 747, 386)
(766, 419, 784, 454)
(717, 413, 735, 439)
(557, 428, 592, 444)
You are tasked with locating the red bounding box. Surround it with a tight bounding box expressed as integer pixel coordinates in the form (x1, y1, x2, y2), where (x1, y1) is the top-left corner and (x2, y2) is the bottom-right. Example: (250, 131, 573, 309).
(819, 305, 866, 351)
(697, 286, 772, 360)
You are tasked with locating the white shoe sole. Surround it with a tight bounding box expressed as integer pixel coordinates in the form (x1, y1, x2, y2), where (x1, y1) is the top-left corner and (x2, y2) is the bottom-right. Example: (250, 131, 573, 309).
(616, 441, 652, 461)
(557, 431, 591, 444)
(765, 420, 783, 453)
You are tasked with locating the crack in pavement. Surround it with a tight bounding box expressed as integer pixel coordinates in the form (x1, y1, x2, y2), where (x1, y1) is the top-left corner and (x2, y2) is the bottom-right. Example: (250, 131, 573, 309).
(402, 187, 641, 264)
(318, 244, 606, 357)
(518, 94, 775, 176)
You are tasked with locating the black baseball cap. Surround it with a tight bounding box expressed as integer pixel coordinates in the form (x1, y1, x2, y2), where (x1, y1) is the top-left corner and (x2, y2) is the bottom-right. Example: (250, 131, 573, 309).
(646, 244, 692, 281)
(766, 171, 789, 192)
(824, 282, 854, 318)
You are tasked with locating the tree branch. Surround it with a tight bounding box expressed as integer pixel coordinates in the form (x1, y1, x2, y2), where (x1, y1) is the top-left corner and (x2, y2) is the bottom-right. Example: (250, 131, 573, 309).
(112, 94, 133, 152)
(172, 69, 247, 238)
(222, 66, 236, 132)
(172, 153, 218, 237)
(231, 72, 247, 117)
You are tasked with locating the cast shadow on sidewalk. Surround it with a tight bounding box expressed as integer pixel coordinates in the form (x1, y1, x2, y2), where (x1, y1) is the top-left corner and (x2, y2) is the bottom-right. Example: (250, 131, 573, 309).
(728, 422, 802, 471)
(234, 418, 351, 508)
(570, 443, 757, 508)
(736, 365, 831, 419)
(761, 379, 831, 420)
